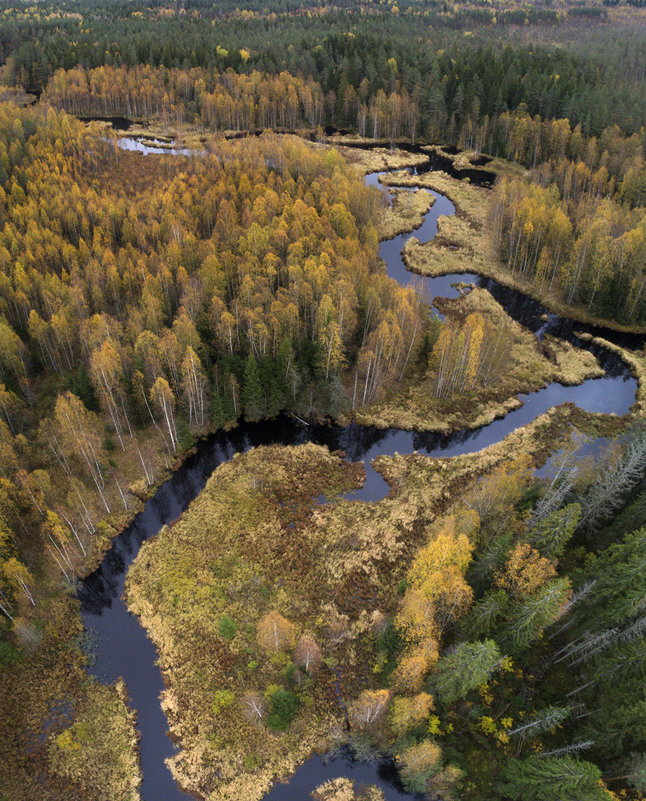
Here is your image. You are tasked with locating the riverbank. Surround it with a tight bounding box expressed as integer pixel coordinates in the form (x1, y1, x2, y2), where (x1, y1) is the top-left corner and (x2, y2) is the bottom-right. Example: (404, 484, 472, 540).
(377, 168, 646, 337)
(576, 332, 646, 415)
(376, 187, 436, 240)
(7, 124, 638, 801)
(352, 287, 605, 433)
(0, 591, 143, 801)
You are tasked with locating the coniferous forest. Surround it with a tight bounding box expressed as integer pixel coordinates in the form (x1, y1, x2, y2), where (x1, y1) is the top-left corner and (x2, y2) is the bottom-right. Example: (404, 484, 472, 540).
(1, 2, 646, 801)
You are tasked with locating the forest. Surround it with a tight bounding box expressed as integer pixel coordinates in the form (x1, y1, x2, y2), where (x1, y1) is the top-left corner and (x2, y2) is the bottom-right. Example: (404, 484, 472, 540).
(1, 0, 646, 800)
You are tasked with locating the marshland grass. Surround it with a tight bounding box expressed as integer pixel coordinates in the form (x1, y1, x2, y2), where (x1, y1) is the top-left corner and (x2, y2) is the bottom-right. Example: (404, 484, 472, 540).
(338, 145, 430, 175)
(376, 187, 435, 239)
(313, 778, 386, 801)
(353, 288, 604, 433)
(375, 164, 646, 336)
(0, 593, 142, 801)
(126, 444, 371, 801)
(124, 399, 623, 801)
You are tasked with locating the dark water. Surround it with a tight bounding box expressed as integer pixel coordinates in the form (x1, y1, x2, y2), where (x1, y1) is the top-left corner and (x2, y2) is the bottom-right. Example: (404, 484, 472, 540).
(80, 114, 134, 129)
(80, 152, 639, 801)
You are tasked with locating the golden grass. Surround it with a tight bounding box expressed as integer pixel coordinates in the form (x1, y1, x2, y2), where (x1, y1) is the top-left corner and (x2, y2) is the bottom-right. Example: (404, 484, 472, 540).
(0, 593, 142, 801)
(337, 145, 430, 175)
(127, 444, 371, 801)
(353, 288, 604, 433)
(47, 679, 141, 801)
(313, 778, 386, 801)
(376, 186, 435, 240)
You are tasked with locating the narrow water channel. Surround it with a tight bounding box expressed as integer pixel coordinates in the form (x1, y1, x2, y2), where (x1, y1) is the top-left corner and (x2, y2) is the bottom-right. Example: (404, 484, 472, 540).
(79, 140, 639, 801)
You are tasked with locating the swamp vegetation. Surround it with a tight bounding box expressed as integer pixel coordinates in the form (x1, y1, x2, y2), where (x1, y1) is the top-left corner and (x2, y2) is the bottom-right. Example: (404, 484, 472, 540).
(1, 1, 646, 800)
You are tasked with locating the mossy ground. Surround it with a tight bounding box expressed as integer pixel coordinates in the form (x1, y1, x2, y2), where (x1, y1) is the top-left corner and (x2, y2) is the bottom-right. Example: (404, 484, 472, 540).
(353, 287, 604, 433)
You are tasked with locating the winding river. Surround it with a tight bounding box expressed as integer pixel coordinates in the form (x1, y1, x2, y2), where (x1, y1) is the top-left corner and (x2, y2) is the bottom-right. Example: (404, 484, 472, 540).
(79, 138, 639, 801)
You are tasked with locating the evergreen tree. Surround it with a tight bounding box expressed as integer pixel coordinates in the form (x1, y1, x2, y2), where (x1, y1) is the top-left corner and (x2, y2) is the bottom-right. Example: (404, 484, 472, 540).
(528, 503, 580, 559)
(431, 640, 500, 706)
(242, 354, 264, 422)
(499, 756, 613, 801)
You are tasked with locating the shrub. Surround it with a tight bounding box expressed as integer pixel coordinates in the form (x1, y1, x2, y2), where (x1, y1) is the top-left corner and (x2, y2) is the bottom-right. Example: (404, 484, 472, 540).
(267, 687, 298, 731)
(218, 614, 237, 640)
(0, 638, 20, 665)
(212, 689, 235, 715)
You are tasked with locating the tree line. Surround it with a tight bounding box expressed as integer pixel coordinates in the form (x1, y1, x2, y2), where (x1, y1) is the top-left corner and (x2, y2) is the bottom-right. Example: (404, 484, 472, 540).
(42, 63, 421, 142)
(490, 156, 646, 323)
(3, 0, 646, 139)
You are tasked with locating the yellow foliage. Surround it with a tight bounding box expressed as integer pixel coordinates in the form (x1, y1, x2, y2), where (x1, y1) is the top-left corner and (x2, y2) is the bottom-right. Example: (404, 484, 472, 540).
(256, 610, 296, 653)
(396, 587, 438, 644)
(404, 515, 474, 632)
(408, 517, 473, 588)
(348, 690, 390, 731)
(478, 716, 497, 736)
(397, 739, 442, 782)
(390, 645, 438, 693)
(495, 542, 556, 599)
(389, 692, 434, 738)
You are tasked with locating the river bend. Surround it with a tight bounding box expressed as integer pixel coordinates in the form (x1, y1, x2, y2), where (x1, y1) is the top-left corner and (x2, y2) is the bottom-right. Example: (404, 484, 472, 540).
(79, 141, 638, 801)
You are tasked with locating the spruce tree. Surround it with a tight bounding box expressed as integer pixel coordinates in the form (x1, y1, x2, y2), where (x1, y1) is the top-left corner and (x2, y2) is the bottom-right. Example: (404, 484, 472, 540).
(242, 354, 264, 421)
(499, 756, 613, 801)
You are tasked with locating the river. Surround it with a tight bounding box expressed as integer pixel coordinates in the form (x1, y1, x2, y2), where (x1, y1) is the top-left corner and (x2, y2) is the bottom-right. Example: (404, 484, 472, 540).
(79, 137, 638, 801)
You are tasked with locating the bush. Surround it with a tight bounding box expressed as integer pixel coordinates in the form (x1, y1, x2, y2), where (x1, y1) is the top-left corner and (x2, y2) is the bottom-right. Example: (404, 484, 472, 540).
(267, 687, 298, 731)
(0, 638, 20, 666)
(218, 614, 237, 640)
(212, 689, 235, 715)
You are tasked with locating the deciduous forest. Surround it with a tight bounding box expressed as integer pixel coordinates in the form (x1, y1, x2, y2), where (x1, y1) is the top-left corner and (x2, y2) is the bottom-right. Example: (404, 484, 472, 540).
(1, 1, 646, 801)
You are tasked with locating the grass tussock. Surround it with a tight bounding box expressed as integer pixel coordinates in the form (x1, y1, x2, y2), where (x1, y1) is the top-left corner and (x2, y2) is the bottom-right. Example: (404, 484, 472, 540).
(354, 288, 603, 433)
(313, 777, 386, 801)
